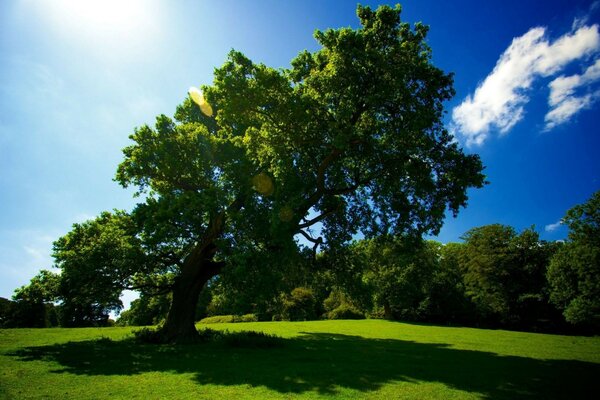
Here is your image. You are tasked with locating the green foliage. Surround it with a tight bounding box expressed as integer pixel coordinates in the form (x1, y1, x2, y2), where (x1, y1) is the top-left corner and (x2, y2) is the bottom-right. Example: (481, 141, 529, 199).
(204, 249, 315, 320)
(562, 191, 600, 246)
(0, 297, 10, 327)
(547, 191, 600, 329)
(52, 211, 151, 327)
(133, 325, 281, 348)
(0, 298, 59, 329)
(459, 225, 558, 326)
(132, 326, 168, 344)
(117, 293, 171, 326)
(108, 4, 485, 340)
(199, 314, 258, 324)
(326, 304, 365, 320)
(13, 270, 60, 304)
(200, 315, 235, 324)
(219, 330, 284, 348)
(323, 289, 365, 319)
(281, 287, 317, 321)
(356, 237, 439, 321)
(429, 243, 477, 323)
(3, 270, 61, 328)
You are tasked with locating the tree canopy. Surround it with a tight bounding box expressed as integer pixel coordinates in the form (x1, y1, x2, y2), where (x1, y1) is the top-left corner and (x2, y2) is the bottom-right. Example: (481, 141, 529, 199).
(111, 4, 485, 341)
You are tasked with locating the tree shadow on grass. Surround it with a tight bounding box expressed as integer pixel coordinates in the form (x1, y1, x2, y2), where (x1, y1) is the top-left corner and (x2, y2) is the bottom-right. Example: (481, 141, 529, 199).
(9, 332, 599, 399)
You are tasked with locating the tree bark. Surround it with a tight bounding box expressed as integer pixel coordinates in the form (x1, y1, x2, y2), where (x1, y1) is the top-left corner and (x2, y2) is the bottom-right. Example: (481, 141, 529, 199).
(157, 244, 223, 343)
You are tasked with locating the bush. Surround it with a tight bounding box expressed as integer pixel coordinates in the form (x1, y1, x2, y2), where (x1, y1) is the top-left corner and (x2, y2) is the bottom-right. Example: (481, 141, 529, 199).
(220, 330, 283, 348)
(323, 290, 365, 320)
(199, 314, 258, 324)
(326, 304, 365, 320)
(200, 315, 235, 324)
(281, 287, 317, 321)
(237, 313, 259, 322)
(133, 327, 167, 344)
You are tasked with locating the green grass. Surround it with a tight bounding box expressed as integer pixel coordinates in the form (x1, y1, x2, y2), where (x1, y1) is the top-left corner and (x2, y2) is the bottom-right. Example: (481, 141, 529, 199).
(1, 320, 599, 399)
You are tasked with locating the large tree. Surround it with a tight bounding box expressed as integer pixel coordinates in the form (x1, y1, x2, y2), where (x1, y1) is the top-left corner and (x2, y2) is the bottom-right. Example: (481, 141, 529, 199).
(115, 5, 485, 342)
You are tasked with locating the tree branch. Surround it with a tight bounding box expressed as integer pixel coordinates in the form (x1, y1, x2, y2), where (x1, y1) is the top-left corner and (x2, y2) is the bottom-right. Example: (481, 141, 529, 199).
(301, 147, 344, 214)
(297, 229, 323, 255)
(298, 208, 338, 229)
(316, 148, 343, 192)
(324, 173, 375, 196)
(125, 282, 174, 296)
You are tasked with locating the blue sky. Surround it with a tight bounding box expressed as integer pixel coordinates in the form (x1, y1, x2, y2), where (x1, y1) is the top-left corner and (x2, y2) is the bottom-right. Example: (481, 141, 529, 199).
(1, 0, 599, 302)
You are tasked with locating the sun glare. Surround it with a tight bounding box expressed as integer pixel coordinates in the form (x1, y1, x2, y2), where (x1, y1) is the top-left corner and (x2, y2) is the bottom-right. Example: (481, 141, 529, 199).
(31, 0, 160, 56)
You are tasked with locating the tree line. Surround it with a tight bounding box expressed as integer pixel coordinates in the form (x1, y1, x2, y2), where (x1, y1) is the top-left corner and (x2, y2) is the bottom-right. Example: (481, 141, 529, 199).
(2, 191, 598, 334)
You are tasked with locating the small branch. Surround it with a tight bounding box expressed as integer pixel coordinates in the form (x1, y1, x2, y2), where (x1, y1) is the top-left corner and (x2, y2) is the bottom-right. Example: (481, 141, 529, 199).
(316, 148, 343, 192)
(125, 282, 174, 296)
(301, 147, 344, 212)
(227, 196, 244, 213)
(324, 173, 375, 196)
(157, 251, 183, 267)
(298, 208, 338, 229)
(297, 229, 323, 255)
(298, 229, 320, 244)
(202, 260, 226, 280)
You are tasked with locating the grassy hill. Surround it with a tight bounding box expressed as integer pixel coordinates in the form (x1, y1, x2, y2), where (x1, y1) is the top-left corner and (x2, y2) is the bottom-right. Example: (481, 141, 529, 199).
(1, 320, 598, 399)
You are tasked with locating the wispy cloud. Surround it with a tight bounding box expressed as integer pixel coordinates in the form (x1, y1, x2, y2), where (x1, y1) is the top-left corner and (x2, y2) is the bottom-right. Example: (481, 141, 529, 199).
(0, 229, 58, 297)
(545, 220, 563, 232)
(544, 59, 600, 130)
(452, 24, 600, 146)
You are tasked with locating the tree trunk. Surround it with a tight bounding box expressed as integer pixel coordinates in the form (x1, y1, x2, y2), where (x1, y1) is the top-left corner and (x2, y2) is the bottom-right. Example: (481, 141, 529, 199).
(158, 272, 207, 343)
(384, 301, 393, 320)
(158, 244, 223, 343)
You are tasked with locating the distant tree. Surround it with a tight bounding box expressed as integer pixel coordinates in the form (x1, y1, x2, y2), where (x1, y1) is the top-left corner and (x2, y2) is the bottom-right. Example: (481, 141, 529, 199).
(13, 269, 60, 304)
(52, 211, 151, 327)
(0, 297, 11, 327)
(547, 191, 600, 329)
(460, 225, 558, 326)
(117, 293, 171, 326)
(203, 248, 315, 320)
(429, 242, 476, 324)
(352, 237, 439, 320)
(281, 287, 318, 321)
(7, 270, 60, 328)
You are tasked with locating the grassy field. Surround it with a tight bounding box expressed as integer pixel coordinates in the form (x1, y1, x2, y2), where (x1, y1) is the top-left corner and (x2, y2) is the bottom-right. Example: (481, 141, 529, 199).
(1, 320, 599, 399)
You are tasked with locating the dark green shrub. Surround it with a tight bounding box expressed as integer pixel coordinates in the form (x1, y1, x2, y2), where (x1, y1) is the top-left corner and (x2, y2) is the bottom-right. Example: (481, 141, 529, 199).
(221, 330, 284, 348)
(133, 327, 167, 344)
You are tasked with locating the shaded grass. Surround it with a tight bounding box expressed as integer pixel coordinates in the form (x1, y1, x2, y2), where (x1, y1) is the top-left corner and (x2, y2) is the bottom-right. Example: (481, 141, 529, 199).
(1, 320, 599, 399)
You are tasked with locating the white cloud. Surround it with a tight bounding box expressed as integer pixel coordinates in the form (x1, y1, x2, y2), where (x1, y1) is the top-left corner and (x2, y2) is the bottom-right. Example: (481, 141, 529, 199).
(452, 24, 600, 146)
(544, 59, 600, 129)
(545, 220, 563, 232)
